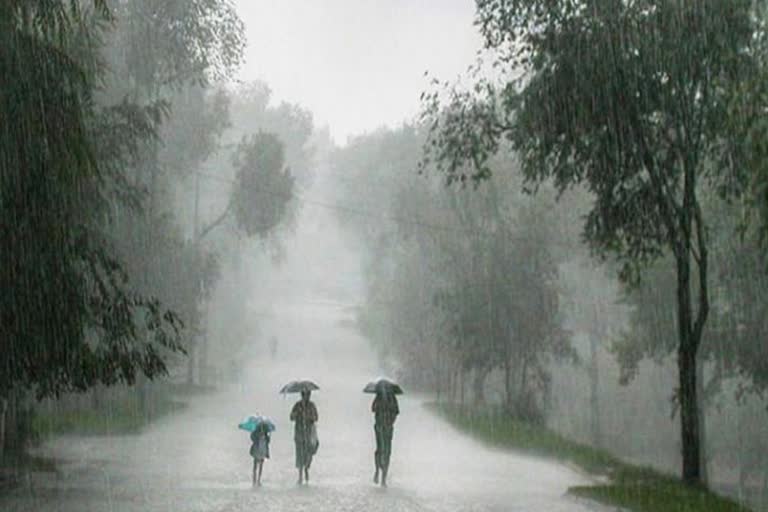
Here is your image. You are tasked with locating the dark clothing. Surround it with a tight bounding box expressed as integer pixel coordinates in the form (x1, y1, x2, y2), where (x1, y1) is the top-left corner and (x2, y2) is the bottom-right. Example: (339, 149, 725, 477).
(293, 426, 317, 469)
(375, 423, 394, 470)
(372, 394, 399, 426)
(291, 400, 318, 469)
(372, 394, 399, 470)
(290, 400, 318, 436)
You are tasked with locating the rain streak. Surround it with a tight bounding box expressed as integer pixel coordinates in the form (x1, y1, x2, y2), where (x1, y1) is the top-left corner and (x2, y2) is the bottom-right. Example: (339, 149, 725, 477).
(1, 2, 768, 512)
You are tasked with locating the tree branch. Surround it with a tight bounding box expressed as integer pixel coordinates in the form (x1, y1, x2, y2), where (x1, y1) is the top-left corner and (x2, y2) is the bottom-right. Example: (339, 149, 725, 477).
(197, 199, 233, 243)
(691, 197, 709, 350)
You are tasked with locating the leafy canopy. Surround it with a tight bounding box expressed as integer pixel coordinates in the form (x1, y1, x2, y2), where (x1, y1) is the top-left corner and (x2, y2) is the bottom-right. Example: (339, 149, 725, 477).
(425, 0, 759, 280)
(231, 132, 295, 238)
(0, 1, 184, 398)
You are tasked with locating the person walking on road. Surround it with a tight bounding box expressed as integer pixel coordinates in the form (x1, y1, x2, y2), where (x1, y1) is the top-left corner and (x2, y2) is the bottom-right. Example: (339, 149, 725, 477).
(372, 389, 399, 487)
(249, 421, 271, 487)
(290, 389, 318, 484)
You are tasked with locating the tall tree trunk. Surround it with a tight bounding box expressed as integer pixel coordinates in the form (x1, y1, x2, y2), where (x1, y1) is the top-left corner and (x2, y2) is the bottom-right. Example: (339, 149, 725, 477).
(91, 385, 104, 410)
(435, 346, 442, 403)
(735, 398, 747, 502)
(761, 460, 768, 511)
(473, 367, 487, 405)
(675, 168, 710, 486)
(0, 396, 7, 462)
(188, 170, 201, 388)
(697, 356, 709, 485)
(450, 368, 457, 403)
(187, 344, 197, 386)
(199, 335, 209, 387)
(589, 329, 602, 449)
(3, 393, 18, 457)
(519, 356, 529, 402)
(198, 284, 210, 387)
(137, 374, 151, 420)
(676, 247, 704, 485)
(503, 357, 512, 410)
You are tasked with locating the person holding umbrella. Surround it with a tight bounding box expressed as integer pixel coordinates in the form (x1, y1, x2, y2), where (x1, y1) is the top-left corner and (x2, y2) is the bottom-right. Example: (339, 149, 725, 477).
(250, 420, 272, 486)
(238, 415, 275, 487)
(365, 378, 402, 487)
(283, 380, 319, 485)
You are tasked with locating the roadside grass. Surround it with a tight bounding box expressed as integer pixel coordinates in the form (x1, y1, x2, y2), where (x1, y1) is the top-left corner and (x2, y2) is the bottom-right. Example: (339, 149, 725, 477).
(31, 395, 186, 438)
(0, 394, 186, 490)
(0, 453, 58, 490)
(428, 402, 750, 512)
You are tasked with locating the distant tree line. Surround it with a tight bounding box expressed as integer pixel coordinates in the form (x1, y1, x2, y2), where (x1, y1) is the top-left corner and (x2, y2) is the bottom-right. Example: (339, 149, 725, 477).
(332, 127, 577, 424)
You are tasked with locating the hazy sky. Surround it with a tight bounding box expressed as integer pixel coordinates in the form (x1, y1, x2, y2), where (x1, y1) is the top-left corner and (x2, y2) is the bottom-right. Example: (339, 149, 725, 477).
(232, 0, 482, 144)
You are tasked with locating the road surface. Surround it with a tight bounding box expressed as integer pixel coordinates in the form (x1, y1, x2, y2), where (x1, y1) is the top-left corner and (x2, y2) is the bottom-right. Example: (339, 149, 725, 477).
(0, 307, 605, 512)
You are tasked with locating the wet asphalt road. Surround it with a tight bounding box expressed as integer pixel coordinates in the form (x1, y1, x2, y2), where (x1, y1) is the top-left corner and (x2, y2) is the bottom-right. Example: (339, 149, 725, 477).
(0, 308, 605, 512)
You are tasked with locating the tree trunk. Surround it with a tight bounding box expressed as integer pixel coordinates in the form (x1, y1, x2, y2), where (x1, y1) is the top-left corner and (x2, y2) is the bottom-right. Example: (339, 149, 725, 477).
(137, 374, 152, 421)
(761, 461, 768, 511)
(435, 348, 442, 403)
(519, 357, 529, 402)
(503, 357, 512, 410)
(187, 344, 197, 386)
(697, 356, 709, 485)
(188, 169, 201, 389)
(198, 283, 210, 387)
(199, 335, 209, 387)
(736, 405, 747, 502)
(3, 393, 18, 457)
(473, 367, 487, 405)
(676, 249, 701, 485)
(450, 369, 457, 403)
(589, 330, 602, 449)
(0, 396, 7, 462)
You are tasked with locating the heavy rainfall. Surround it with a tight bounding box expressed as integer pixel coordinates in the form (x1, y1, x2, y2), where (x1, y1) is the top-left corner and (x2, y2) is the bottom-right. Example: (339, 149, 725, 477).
(1, 1, 768, 512)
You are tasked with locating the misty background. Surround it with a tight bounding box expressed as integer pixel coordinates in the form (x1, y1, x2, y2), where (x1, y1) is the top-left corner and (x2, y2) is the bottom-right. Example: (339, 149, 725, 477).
(2, 2, 768, 512)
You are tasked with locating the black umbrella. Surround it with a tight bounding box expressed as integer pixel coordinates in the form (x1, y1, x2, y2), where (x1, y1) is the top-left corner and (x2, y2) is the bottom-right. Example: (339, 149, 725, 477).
(363, 377, 403, 395)
(280, 379, 320, 394)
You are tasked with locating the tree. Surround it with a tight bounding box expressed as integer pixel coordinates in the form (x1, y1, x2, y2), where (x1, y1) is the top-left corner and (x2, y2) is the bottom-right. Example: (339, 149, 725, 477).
(423, 0, 761, 485)
(189, 83, 313, 382)
(0, 1, 183, 401)
(193, 132, 295, 247)
(721, 4, 768, 244)
(106, 0, 244, 94)
(95, 0, 247, 389)
(332, 126, 571, 418)
(231, 133, 295, 238)
(228, 82, 315, 187)
(184, 131, 294, 385)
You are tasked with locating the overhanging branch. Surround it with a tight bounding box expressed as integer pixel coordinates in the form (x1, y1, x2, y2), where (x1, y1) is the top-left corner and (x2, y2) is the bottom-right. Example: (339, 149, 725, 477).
(197, 199, 233, 243)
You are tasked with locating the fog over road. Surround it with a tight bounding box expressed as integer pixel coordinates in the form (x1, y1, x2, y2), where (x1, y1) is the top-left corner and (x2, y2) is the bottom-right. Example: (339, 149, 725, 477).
(0, 335, 602, 512)
(1, 175, 605, 512)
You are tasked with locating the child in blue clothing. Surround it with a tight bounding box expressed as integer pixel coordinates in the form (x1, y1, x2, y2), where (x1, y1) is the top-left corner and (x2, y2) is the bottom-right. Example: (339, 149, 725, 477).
(250, 422, 271, 486)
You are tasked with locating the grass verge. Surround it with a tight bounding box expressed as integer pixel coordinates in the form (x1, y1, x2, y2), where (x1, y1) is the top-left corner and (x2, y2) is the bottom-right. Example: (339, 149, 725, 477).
(428, 402, 751, 512)
(31, 395, 186, 438)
